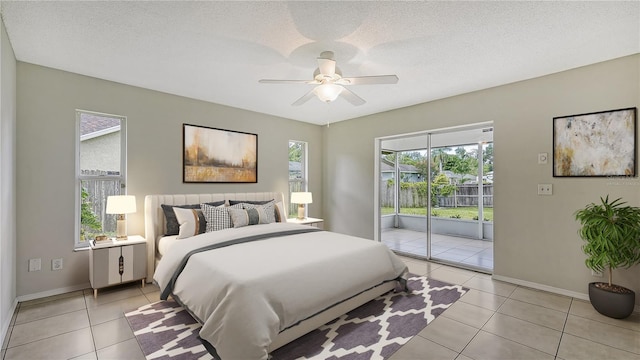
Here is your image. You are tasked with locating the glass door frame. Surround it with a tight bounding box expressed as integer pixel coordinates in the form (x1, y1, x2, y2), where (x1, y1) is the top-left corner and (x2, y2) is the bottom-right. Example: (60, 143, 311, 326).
(374, 122, 493, 272)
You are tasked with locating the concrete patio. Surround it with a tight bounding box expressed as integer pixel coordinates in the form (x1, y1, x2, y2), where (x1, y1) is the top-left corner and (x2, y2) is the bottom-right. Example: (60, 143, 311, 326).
(382, 228, 493, 271)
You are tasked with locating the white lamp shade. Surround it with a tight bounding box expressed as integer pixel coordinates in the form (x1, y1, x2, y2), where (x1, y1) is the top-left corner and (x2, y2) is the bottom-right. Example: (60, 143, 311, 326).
(106, 195, 137, 214)
(314, 83, 342, 103)
(291, 192, 313, 204)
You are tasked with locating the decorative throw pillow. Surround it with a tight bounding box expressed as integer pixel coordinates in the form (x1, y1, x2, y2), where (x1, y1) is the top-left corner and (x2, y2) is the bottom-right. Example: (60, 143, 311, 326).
(275, 201, 286, 222)
(228, 199, 274, 206)
(241, 201, 276, 223)
(228, 207, 270, 228)
(201, 203, 243, 232)
(161, 201, 225, 235)
(173, 207, 203, 239)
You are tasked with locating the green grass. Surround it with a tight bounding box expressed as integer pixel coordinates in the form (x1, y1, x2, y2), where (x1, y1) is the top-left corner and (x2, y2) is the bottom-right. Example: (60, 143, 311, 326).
(381, 206, 493, 221)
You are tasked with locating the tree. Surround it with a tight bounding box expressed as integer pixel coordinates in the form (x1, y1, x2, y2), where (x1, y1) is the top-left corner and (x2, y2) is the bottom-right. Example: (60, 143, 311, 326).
(80, 187, 102, 240)
(431, 147, 451, 174)
(448, 147, 477, 183)
(394, 151, 428, 179)
(483, 144, 494, 173)
(289, 142, 303, 162)
(431, 173, 456, 206)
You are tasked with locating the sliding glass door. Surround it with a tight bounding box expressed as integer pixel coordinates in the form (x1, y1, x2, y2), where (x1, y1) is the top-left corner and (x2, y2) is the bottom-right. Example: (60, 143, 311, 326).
(428, 131, 493, 271)
(376, 124, 494, 273)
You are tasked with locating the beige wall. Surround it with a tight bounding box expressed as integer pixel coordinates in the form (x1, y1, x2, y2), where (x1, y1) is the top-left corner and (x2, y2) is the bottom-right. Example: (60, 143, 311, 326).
(16, 63, 323, 297)
(323, 55, 640, 304)
(0, 18, 17, 342)
(11, 50, 640, 307)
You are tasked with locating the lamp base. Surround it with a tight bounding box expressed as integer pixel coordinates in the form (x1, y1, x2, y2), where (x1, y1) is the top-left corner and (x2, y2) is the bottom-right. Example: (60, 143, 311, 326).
(297, 204, 306, 220)
(115, 217, 128, 241)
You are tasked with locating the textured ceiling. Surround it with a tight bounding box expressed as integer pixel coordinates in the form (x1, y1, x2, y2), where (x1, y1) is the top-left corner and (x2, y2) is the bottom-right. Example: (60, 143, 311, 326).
(1, 1, 639, 125)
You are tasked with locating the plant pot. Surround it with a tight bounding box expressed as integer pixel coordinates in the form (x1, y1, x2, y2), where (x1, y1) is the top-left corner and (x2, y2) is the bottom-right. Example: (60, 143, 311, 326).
(588, 282, 635, 319)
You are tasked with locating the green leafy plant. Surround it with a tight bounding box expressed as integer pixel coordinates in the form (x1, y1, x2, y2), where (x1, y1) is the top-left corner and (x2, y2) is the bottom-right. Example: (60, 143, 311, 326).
(81, 187, 102, 240)
(575, 196, 640, 289)
(431, 174, 456, 206)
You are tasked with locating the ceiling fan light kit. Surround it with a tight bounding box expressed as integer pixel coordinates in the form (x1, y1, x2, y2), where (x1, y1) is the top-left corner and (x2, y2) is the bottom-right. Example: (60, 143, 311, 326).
(315, 83, 343, 103)
(259, 51, 398, 106)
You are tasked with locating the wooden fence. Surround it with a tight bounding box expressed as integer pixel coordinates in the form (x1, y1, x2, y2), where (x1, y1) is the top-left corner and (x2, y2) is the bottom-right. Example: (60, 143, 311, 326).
(381, 183, 493, 208)
(81, 171, 121, 235)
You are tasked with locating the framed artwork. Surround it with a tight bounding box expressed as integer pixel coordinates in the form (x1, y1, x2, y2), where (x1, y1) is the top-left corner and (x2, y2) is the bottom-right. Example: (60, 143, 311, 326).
(183, 124, 257, 183)
(553, 107, 636, 177)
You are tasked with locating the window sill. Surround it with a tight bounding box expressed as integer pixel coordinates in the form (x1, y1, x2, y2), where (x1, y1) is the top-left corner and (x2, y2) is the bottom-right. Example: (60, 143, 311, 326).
(74, 243, 91, 252)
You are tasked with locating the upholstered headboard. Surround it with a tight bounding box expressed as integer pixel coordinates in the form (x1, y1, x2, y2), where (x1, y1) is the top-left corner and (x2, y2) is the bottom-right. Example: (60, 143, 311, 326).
(144, 192, 285, 281)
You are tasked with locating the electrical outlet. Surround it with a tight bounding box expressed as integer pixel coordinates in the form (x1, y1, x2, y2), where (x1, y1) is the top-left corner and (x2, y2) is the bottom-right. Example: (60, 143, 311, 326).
(52, 258, 63, 271)
(537, 184, 553, 195)
(28, 258, 41, 272)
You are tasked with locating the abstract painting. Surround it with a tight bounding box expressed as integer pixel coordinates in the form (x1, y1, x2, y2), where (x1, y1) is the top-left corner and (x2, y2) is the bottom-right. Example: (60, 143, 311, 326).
(183, 124, 257, 183)
(553, 108, 636, 177)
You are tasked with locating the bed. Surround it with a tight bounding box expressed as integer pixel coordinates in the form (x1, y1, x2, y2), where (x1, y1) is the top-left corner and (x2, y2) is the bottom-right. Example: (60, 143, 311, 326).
(145, 192, 408, 360)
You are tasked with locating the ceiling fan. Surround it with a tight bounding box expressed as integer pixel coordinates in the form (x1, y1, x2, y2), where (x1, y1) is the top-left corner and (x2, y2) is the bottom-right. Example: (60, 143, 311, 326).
(259, 51, 398, 106)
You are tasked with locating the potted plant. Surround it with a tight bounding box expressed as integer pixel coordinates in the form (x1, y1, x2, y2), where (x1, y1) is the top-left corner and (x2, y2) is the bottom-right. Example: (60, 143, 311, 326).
(575, 196, 640, 319)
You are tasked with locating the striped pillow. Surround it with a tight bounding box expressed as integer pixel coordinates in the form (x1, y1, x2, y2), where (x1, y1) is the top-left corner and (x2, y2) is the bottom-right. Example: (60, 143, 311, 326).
(240, 201, 276, 223)
(173, 207, 201, 239)
(228, 207, 270, 228)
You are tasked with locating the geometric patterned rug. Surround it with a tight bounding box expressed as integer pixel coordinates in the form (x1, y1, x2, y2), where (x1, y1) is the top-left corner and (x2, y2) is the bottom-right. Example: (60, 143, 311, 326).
(125, 275, 468, 360)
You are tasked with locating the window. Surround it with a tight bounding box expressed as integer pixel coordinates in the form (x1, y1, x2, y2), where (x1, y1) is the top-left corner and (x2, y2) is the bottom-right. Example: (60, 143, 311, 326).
(75, 110, 127, 248)
(288, 140, 307, 218)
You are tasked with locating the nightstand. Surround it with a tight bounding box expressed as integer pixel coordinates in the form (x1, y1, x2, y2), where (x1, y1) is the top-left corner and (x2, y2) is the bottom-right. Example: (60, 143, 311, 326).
(287, 217, 324, 229)
(89, 235, 147, 298)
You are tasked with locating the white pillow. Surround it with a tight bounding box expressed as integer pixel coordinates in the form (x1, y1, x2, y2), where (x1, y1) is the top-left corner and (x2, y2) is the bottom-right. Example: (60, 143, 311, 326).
(275, 201, 286, 222)
(173, 207, 200, 239)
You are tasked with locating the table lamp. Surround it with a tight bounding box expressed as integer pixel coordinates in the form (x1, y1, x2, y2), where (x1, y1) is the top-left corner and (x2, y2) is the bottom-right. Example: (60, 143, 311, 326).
(106, 195, 136, 240)
(291, 192, 312, 220)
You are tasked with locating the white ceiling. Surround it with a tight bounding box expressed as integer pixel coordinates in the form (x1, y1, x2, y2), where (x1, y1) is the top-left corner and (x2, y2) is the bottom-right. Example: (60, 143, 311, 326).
(1, 1, 638, 125)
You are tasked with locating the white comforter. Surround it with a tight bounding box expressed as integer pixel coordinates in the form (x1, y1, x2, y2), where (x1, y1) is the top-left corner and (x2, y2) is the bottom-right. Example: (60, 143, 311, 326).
(154, 222, 407, 360)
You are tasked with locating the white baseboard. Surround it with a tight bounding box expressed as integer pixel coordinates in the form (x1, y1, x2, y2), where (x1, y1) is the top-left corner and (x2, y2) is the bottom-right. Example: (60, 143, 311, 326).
(491, 274, 590, 301)
(16, 282, 91, 303)
(1, 298, 18, 348)
(491, 275, 640, 314)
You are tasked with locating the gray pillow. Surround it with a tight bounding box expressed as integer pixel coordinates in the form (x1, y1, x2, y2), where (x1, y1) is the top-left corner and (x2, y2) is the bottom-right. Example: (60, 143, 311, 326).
(228, 207, 270, 228)
(228, 199, 274, 205)
(231, 200, 278, 222)
(161, 201, 225, 235)
(241, 201, 276, 224)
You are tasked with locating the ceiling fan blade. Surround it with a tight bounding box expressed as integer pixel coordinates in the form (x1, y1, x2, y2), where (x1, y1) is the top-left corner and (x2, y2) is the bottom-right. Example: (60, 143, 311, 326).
(340, 87, 366, 106)
(259, 79, 319, 84)
(317, 58, 336, 76)
(291, 89, 317, 106)
(339, 75, 399, 85)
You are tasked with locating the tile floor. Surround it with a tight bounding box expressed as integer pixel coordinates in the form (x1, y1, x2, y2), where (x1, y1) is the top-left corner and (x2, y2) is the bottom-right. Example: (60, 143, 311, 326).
(383, 228, 494, 271)
(2, 257, 639, 360)
(1, 283, 160, 360)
